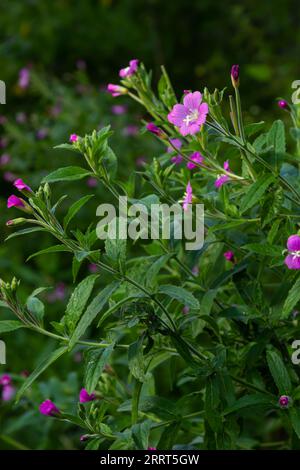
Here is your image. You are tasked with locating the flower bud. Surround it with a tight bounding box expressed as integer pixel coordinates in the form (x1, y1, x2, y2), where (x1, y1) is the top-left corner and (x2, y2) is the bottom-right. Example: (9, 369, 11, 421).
(146, 122, 164, 138)
(6, 218, 28, 227)
(279, 395, 291, 408)
(278, 99, 288, 110)
(231, 65, 240, 88)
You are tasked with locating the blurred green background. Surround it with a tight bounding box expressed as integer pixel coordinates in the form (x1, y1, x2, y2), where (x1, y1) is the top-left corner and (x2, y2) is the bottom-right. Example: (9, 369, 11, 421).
(0, 0, 299, 449)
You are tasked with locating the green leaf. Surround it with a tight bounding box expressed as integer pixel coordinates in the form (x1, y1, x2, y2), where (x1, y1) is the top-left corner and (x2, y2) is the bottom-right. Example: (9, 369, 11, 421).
(289, 408, 300, 438)
(132, 420, 152, 450)
(239, 175, 274, 214)
(65, 274, 99, 333)
(54, 143, 81, 153)
(63, 195, 94, 230)
(5, 227, 47, 242)
(267, 120, 286, 154)
(26, 296, 45, 322)
(128, 336, 146, 382)
(16, 346, 68, 402)
(105, 219, 127, 271)
(145, 254, 173, 287)
(42, 166, 91, 183)
(205, 375, 221, 432)
(282, 276, 300, 318)
(244, 121, 265, 137)
(242, 243, 282, 257)
(0, 320, 25, 333)
(224, 394, 271, 415)
(158, 284, 199, 309)
(84, 342, 115, 394)
(201, 289, 217, 316)
(266, 349, 292, 394)
(68, 281, 120, 350)
(157, 422, 180, 450)
(27, 244, 71, 261)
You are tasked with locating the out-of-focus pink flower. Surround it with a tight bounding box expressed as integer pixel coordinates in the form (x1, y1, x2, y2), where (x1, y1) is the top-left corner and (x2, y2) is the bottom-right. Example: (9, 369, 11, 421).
(49, 103, 62, 117)
(13, 178, 32, 192)
(79, 388, 96, 403)
(87, 177, 98, 188)
(111, 104, 127, 115)
(15, 112, 27, 124)
(182, 306, 190, 315)
(148, 447, 157, 450)
(215, 161, 231, 188)
(36, 128, 48, 140)
(88, 263, 98, 273)
(182, 181, 193, 211)
(167, 138, 183, 164)
(285, 235, 300, 270)
(187, 151, 204, 170)
(47, 283, 66, 303)
(119, 59, 139, 78)
(192, 265, 199, 276)
(168, 91, 209, 136)
(278, 99, 288, 109)
(76, 59, 86, 70)
(7, 195, 25, 209)
(2, 384, 15, 402)
(18, 68, 30, 89)
(3, 172, 16, 182)
(39, 399, 60, 416)
(0, 137, 8, 148)
(0, 153, 10, 166)
(122, 125, 139, 137)
(0, 115, 7, 125)
(224, 251, 235, 263)
(146, 122, 164, 137)
(0, 374, 11, 386)
(136, 156, 146, 167)
(69, 133, 78, 143)
(107, 84, 127, 97)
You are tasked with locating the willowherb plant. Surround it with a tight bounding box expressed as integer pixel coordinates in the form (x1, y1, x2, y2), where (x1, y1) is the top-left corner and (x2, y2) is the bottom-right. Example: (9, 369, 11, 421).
(2, 59, 300, 450)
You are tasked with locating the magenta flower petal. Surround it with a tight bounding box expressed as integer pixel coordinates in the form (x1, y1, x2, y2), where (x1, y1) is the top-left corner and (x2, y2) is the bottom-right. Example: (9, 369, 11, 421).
(168, 104, 187, 127)
(224, 251, 235, 262)
(0, 374, 11, 386)
(183, 91, 202, 109)
(287, 235, 300, 252)
(187, 151, 204, 169)
(167, 138, 182, 153)
(182, 181, 193, 211)
(215, 175, 229, 188)
(13, 178, 32, 192)
(39, 399, 60, 416)
(119, 59, 139, 78)
(7, 195, 25, 209)
(79, 388, 96, 403)
(285, 254, 300, 270)
(2, 384, 15, 402)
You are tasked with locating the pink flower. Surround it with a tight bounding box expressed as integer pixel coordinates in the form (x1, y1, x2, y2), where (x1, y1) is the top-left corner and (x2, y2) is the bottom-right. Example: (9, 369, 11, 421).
(0, 374, 11, 386)
(36, 128, 48, 140)
(80, 435, 89, 442)
(186, 151, 204, 170)
(87, 177, 98, 188)
(182, 306, 190, 315)
(69, 133, 78, 143)
(0, 137, 8, 148)
(215, 161, 231, 188)
(285, 235, 300, 270)
(168, 91, 209, 136)
(146, 122, 164, 137)
(39, 399, 60, 416)
(148, 447, 157, 450)
(2, 384, 15, 402)
(79, 388, 96, 403)
(119, 59, 139, 78)
(122, 125, 139, 137)
(182, 181, 193, 211)
(7, 195, 25, 209)
(167, 138, 183, 164)
(224, 251, 235, 263)
(279, 395, 290, 408)
(107, 84, 127, 97)
(278, 100, 288, 109)
(18, 68, 30, 89)
(15, 112, 27, 124)
(88, 263, 98, 273)
(13, 178, 32, 192)
(0, 153, 10, 166)
(47, 283, 66, 303)
(111, 104, 127, 115)
(231, 65, 239, 87)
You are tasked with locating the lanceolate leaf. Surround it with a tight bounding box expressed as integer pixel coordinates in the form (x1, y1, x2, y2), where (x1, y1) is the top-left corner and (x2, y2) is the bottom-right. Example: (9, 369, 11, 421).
(42, 166, 91, 183)
(84, 342, 115, 393)
(27, 245, 71, 261)
(63, 195, 94, 230)
(0, 321, 25, 333)
(239, 175, 274, 214)
(5, 227, 47, 242)
(65, 274, 99, 333)
(69, 281, 120, 350)
(158, 284, 199, 309)
(16, 346, 68, 402)
(282, 276, 300, 318)
(266, 349, 292, 394)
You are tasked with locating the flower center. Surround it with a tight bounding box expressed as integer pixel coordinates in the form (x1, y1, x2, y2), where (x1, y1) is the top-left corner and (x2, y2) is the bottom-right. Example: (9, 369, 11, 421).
(184, 109, 199, 126)
(291, 250, 300, 259)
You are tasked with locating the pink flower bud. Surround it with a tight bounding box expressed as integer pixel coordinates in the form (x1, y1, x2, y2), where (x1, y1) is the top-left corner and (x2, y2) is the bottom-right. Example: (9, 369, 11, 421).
(107, 84, 127, 97)
(2, 384, 15, 401)
(0, 374, 11, 386)
(119, 59, 139, 79)
(231, 65, 240, 88)
(146, 122, 164, 137)
(7, 195, 25, 209)
(279, 395, 290, 408)
(79, 388, 96, 403)
(13, 178, 32, 192)
(224, 251, 235, 263)
(39, 399, 60, 416)
(278, 100, 288, 109)
(69, 133, 78, 143)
